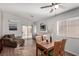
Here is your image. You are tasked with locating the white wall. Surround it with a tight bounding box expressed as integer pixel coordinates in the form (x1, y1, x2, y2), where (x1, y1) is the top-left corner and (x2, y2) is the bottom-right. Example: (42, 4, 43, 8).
(0, 11, 1, 38)
(0, 10, 32, 37)
(35, 7, 79, 55)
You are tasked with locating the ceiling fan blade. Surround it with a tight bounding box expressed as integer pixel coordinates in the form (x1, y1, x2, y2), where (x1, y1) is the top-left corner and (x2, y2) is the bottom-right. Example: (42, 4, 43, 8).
(59, 5, 65, 9)
(52, 3, 61, 5)
(40, 3, 61, 9)
(49, 9, 54, 13)
(40, 5, 53, 9)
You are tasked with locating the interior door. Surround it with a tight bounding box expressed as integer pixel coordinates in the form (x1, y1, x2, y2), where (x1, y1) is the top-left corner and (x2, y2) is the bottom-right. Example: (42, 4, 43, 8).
(22, 25, 27, 39)
(27, 26, 32, 39)
(22, 25, 32, 39)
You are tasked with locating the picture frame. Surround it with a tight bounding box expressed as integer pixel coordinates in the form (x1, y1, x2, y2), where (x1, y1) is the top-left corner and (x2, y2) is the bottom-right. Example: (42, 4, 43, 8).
(8, 20, 17, 31)
(40, 23, 47, 31)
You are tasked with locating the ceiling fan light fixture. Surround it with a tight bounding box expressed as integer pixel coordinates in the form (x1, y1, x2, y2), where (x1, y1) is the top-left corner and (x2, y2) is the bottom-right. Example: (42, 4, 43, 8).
(50, 9, 53, 13)
(55, 5, 59, 9)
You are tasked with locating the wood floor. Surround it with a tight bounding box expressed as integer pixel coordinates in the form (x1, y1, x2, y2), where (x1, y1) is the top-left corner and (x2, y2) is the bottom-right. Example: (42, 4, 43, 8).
(0, 39, 75, 56)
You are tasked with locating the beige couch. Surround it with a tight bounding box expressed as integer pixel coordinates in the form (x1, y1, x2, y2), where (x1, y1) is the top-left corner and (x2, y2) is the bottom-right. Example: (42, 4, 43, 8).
(1, 34, 25, 48)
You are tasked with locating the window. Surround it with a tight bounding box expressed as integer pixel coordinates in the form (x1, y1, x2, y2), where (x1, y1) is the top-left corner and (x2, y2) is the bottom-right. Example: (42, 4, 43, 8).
(57, 17, 79, 38)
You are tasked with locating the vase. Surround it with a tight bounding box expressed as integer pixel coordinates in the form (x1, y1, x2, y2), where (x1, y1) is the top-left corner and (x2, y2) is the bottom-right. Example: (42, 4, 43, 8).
(50, 36, 52, 43)
(42, 36, 44, 41)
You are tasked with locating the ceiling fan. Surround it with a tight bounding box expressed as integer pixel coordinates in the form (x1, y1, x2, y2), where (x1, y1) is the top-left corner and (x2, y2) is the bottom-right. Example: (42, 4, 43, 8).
(40, 3, 64, 13)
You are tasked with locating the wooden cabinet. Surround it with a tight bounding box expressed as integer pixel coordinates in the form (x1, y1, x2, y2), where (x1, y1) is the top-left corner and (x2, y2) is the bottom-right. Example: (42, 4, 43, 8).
(0, 39, 3, 53)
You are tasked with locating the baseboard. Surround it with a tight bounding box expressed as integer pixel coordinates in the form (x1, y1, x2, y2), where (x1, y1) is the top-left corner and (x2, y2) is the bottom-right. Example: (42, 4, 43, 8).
(65, 50, 79, 56)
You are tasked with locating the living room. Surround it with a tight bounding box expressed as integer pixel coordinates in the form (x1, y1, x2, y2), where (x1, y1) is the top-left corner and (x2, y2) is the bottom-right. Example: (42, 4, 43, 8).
(0, 3, 79, 56)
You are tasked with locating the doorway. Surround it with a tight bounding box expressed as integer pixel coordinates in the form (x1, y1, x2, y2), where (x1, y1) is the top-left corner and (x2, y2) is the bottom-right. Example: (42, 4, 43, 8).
(22, 25, 32, 39)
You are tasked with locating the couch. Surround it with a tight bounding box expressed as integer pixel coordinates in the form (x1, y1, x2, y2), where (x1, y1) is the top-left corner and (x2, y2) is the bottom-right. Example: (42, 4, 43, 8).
(0, 39, 3, 53)
(1, 34, 25, 48)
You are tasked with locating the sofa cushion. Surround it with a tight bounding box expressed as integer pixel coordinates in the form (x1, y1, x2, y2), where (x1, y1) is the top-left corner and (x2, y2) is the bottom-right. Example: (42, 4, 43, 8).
(9, 34, 15, 38)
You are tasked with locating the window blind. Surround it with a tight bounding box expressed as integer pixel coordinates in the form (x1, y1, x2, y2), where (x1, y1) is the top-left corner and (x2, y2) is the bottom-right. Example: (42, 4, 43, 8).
(57, 17, 79, 38)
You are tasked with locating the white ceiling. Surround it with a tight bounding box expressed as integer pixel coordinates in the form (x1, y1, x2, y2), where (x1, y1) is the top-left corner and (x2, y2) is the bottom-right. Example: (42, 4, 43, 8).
(0, 3, 79, 22)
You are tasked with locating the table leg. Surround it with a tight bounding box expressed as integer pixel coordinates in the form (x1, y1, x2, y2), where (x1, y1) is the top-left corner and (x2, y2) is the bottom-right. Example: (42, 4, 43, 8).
(45, 50, 48, 56)
(36, 44, 38, 56)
